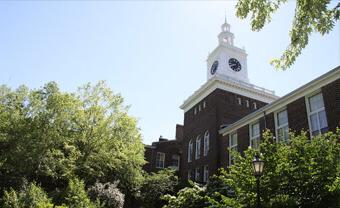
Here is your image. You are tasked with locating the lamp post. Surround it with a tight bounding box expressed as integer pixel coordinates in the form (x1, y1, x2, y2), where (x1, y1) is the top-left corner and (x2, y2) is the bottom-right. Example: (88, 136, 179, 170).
(252, 154, 264, 208)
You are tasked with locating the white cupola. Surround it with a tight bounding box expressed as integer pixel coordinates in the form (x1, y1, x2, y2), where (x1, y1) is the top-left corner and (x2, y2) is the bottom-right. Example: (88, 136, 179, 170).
(207, 17, 249, 83)
(218, 18, 234, 46)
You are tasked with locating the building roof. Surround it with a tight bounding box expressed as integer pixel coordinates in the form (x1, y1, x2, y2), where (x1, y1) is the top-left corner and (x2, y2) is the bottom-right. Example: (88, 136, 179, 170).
(180, 74, 279, 112)
(219, 66, 340, 136)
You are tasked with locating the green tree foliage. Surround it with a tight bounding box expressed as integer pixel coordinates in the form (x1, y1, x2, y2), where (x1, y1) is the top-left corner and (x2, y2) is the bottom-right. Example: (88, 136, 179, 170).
(225, 130, 340, 207)
(163, 130, 340, 207)
(0, 81, 145, 205)
(63, 178, 98, 208)
(139, 169, 179, 208)
(2, 182, 66, 208)
(235, 0, 340, 70)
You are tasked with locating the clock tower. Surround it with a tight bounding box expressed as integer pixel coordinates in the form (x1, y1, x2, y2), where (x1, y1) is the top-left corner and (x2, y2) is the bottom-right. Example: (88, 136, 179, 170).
(207, 18, 249, 83)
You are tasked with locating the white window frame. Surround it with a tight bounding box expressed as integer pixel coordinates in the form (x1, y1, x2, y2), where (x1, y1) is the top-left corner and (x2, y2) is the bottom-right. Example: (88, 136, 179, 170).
(199, 104, 201, 112)
(245, 100, 249, 108)
(171, 154, 180, 170)
(195, 167, 200, 181)
(249, 122, 260, 149)
(156, 152, 165, 169)
(188, 140, 193, 162)
(195, 135, 201, 159)
(274, 108, 289, 143)
(228, 132, 238, 166)
(203, 131, 209, 156)
(203, 101, 206, 108)
(203, 165, 209, 183)
(305, 91, 328, 137)
(194, 108, 197, 115)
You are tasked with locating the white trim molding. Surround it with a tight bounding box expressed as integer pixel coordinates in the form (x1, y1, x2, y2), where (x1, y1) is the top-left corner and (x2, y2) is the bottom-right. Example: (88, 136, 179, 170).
(180, 74, 279, 112)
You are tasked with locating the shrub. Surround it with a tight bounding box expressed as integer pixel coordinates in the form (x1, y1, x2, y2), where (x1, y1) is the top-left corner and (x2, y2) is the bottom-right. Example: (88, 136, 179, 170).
(2, 182, 52, 208)
(139, 169, 178, 208)
(88, 181, 124, 208)
(63, 178, 98, 208)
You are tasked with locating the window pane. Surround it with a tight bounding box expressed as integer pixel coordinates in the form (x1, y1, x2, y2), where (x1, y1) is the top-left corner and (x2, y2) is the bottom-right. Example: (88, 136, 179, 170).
(318, 110, 328, 129)
(251, 137, 260, 149)
(310, 113, 319, 132)
(252, 123, 260, 137)
(230, 133, 237, 146)
(156, 153, 164, 168)
(277, 110, 288, 126)
(309, 93, 324, 112)
(283, 126, 289, 142)
(277, 128, 284, 142)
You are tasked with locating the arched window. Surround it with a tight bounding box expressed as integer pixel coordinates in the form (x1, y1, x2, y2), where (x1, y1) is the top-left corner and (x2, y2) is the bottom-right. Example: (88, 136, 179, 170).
(204, 131, 209, 156)
(195, 135, 201, 159)
(188, 140, 193, 162)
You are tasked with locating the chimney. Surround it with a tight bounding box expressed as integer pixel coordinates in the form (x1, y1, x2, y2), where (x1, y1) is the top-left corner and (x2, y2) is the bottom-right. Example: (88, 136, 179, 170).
(175, 124, 184, 141)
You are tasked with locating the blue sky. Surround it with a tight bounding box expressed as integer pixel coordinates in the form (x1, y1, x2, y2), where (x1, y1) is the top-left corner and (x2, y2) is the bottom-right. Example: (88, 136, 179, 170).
(0, 1, 339, 144)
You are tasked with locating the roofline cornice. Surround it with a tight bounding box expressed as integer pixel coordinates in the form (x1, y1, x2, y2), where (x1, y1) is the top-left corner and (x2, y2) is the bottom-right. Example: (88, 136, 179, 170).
(219, 66, 340, 136)
(180, 75, 279, 112)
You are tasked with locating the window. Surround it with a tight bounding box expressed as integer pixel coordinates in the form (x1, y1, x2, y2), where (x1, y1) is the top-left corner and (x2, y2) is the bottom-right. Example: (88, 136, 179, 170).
(156, 152, 165, 169)
(195, 135, 201, 159)
(188, 169, 192, 180)
(171, 155, 180, 170)
(199, 104, 201, 112)
(229, 132, 238, 166)
(245, 100, 249, 108)
(194, 108, 197, 115)
(253, 102, 257, 109)
(203, 131, 209, 156)
(203, 165, 209, 182)
(195, 167, 200, 182)
(188, 140, 193, 162)
(237, 97, 242, 105)
(203, 101, 206, 108)
(307, 93, 328, 136)
(250, 122, 260, 149)
(275, 109, 289, 142)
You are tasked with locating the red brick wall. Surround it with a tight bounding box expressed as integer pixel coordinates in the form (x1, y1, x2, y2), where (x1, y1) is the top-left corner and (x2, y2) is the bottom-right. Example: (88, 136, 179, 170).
(181, 88, 267, 181)
(143, 140, 181, 173)
(322, 79, 340, 132)
(287, 97, 309, 134)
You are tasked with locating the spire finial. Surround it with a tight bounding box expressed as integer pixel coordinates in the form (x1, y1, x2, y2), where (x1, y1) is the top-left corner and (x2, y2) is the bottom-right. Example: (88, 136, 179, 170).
(224, 9, 227, 24)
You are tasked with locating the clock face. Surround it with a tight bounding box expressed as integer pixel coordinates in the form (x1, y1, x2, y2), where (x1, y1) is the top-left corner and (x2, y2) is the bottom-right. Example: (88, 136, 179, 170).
(210, 60, 219, 75)
(228, 58, 242, 72)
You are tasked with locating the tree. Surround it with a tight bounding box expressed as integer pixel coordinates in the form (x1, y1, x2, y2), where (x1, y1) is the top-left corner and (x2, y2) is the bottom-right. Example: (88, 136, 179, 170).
(2, 181, 66, 208)
(236, 0, 340, 70)
(0, 81, 145, 205)
(163, 130, 340, 207)
(139, 169, 179, 208)
(220, 130, 340, 207)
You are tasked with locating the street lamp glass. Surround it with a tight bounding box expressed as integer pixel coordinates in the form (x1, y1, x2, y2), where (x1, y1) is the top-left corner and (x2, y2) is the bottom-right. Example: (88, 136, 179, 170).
(252, 155, 264, 176)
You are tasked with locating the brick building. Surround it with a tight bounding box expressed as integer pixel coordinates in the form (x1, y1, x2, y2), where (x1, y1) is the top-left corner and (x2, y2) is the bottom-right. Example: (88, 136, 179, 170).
(143, 18, 340, 183)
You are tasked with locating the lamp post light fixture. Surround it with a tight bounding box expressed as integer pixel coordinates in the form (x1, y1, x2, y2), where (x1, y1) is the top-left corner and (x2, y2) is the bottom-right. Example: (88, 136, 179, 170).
(252, 154, 264, 208)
